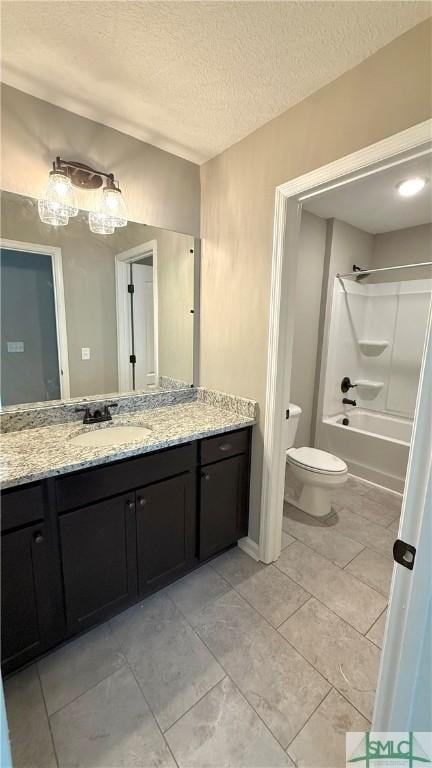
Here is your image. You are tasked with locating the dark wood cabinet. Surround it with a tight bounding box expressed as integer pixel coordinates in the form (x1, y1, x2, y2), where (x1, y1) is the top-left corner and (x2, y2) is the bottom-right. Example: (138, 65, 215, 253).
(59, 493, 138, 634)
(1, 521, 64, 673)
(199, 453, 248, 560)
(1, 427, 251, 673)
(136, 473, 196, 595)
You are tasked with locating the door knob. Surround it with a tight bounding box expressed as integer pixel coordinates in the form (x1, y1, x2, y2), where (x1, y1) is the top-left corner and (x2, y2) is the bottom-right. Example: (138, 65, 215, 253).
(138, 497, 146, 507)
(33, 531, 44, 544)
(201, 472, 210, 481)
(126, 500, 134, 510)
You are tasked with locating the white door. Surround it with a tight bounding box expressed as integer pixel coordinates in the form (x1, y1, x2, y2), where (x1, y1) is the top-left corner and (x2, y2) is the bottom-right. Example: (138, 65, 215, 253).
(132, 263, 156, 388)
(373, 299, 432, 730)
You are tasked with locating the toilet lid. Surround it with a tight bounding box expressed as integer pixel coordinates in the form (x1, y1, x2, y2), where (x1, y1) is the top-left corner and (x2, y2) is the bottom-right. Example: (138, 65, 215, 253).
(287, 447, 347, 474)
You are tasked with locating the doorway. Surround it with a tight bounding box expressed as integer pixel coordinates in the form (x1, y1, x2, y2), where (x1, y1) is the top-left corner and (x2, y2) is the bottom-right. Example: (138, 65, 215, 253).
(0, 239, 70, 406)
(259, 121, 432, 560)
(115, 240, 159, 392)
(260, 120, 432, 731)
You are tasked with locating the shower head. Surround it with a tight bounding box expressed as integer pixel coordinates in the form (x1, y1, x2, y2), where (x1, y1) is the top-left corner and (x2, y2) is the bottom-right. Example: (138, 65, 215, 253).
(352, 264, 370, 281)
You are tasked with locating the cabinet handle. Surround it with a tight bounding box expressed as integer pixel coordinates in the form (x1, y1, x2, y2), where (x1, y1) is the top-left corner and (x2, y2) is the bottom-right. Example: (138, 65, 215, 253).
(218, 442, 232, 452)
(126, 500, 135, 511)
(33, 531, 44, 544)
(138, 497, 146, 507)
(201, 472, 210, 481)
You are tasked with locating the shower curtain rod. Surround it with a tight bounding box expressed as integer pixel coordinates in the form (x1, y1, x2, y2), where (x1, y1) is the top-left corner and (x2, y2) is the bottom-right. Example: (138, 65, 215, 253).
(336, 261, 432, 279)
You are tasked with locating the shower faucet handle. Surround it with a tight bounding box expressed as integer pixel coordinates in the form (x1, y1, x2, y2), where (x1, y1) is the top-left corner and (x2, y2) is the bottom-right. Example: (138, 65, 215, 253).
(341, 376, 357, 394)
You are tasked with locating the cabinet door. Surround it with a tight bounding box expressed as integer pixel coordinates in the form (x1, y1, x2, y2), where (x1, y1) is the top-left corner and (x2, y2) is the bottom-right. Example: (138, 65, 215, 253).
(136, 473, 195, 595)
(1, 522, 64, 672)
(199, 454, 248, 560)
(59, 494, 137, 634)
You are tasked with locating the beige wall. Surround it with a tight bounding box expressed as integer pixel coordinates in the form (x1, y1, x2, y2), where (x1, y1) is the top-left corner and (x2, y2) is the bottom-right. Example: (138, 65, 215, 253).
(200, 20, 432, 543)
(326, 219, 374, 284)
(1, 194, 195, 398)
(315, 218, 373, 434)
(371, 223, 432, 282)
(0, 85, 200, 236)
(291, 211, 327, 448)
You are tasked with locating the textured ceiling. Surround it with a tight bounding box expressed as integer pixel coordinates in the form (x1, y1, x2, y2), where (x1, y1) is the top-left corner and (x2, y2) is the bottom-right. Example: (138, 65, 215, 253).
(304, 153, 432, 233)
(1, 1, 430, 164)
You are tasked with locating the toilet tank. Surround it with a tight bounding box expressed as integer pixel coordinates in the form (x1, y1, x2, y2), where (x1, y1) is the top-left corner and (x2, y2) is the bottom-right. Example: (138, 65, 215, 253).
(284, 403, 302, 449)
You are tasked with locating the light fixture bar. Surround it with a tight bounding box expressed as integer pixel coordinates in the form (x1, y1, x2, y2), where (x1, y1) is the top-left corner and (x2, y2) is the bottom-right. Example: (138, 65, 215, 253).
(53, 157, 120, 190)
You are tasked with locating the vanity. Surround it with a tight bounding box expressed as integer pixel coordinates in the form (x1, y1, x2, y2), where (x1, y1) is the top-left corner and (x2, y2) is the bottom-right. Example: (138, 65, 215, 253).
(1, 393, 255, 675)
(0, 184, 256, 676)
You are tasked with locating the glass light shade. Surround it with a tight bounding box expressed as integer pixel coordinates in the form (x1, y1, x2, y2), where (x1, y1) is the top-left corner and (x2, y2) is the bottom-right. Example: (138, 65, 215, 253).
(38, 171, 78, 226)
(38, 199, 69, 226)
(100, 186, 128, 228)
(46, 171, 78, 216)
(88, 211, 115, 235)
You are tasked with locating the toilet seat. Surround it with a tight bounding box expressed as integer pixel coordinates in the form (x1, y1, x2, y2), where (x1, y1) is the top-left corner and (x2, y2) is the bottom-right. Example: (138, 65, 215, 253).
(286, 447, 347, 475)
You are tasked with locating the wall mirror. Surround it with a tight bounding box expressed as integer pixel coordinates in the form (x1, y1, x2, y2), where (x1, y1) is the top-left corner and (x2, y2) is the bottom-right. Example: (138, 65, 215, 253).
(0, 191, 199, 408)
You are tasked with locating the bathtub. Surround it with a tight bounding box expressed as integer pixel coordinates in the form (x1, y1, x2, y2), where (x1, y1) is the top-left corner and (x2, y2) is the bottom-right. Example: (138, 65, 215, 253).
(319, 408, 412, 493)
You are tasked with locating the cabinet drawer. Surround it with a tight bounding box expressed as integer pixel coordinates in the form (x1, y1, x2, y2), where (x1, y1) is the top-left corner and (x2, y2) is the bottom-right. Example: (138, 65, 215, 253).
(1, 483, 45, 532)
(200, 429, 249, 465)
(56, 443, 196, 512)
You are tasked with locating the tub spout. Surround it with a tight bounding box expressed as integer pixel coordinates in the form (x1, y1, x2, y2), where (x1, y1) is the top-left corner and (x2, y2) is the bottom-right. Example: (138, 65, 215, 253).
(342, 398, 357, 406)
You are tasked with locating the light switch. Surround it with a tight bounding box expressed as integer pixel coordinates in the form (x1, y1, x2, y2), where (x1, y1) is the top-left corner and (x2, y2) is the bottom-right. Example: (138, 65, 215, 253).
(7, 341, 24, 353)
(81, 347, 91, 360)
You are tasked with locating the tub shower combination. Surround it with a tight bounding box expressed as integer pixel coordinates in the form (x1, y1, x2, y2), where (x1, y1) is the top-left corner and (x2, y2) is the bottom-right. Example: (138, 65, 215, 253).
(317, 263, 432, 494)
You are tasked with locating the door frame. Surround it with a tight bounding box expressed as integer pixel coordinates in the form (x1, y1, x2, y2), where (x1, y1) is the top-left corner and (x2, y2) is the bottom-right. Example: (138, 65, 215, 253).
(0, 237, 70, 400)
(259, 118, 432, 565)
(115, 239, 159, 391)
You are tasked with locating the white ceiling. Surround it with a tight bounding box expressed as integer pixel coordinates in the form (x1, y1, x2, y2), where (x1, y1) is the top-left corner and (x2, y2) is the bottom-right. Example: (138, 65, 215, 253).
(303, 153, 432, 233)
(1, 2, 430, 164)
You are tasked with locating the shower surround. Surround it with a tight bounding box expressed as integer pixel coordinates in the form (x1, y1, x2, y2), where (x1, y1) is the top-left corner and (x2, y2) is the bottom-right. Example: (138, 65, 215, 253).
(317, 277, 432, 491)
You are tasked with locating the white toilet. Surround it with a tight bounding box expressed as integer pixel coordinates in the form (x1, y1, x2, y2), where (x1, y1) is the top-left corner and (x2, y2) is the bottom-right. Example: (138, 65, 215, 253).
(285, 404, 348, 518)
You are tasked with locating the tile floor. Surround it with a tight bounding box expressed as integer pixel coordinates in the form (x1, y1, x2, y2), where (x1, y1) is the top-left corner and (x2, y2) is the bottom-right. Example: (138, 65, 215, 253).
(4, 476, 401, 768)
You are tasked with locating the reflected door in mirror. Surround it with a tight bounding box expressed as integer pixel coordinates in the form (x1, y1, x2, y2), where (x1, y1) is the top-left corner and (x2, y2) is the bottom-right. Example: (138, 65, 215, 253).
(1, 247, 63, 406)
(131, 262, 156, 389)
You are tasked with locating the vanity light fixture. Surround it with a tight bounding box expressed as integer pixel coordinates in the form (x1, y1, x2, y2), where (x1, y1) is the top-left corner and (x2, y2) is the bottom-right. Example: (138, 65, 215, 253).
(396, 177, 428, 197)
(39, 157, 128, 233)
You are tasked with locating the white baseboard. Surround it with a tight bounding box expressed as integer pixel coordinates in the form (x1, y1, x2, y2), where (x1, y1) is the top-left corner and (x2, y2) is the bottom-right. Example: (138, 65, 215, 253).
(238, 536, 260, 561)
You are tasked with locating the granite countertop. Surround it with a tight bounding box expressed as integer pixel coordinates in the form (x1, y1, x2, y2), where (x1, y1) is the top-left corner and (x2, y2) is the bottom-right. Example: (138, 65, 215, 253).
(0, 401, 255, 489)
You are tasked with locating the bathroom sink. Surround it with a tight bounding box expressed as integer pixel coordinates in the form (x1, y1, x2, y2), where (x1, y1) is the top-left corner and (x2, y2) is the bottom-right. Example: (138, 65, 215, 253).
(69, 424, 152, 448)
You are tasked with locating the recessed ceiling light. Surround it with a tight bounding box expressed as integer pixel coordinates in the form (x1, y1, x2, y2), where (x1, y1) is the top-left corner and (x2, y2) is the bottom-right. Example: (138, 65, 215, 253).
(396, 177, 427, 197)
